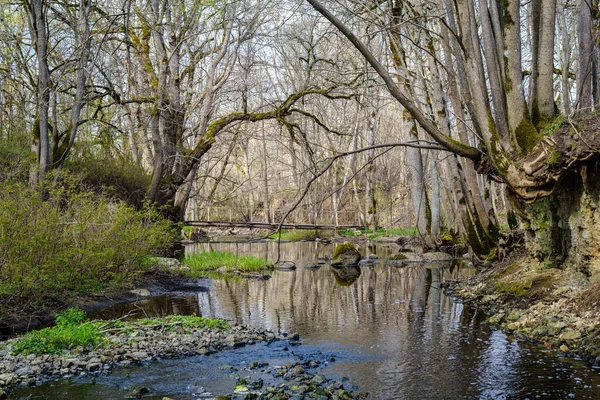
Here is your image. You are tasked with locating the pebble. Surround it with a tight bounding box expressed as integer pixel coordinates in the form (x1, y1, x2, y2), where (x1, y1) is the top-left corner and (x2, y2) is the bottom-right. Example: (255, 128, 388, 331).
(0, 322, 286, 392)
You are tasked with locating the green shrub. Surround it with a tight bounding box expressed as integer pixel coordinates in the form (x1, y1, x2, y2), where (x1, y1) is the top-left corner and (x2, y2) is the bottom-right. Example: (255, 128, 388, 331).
(11, 308, 103, 355)
(65, 153, 151, 208)
(0, 182, 176, 317)
(0, 131, 29, 183)
(184, 251, 268, 274)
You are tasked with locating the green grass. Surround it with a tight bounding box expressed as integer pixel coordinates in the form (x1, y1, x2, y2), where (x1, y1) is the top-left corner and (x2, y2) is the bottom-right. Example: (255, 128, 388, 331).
(11, 309, 230, 355)
(269, 229, 329, 241)
(340, 227, 419, 239)
(184, 251, 269, 274)
(11, 308, 103, 355)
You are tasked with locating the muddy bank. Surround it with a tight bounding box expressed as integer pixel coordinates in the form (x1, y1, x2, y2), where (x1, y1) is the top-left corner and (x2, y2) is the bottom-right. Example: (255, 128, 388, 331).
(0, 269, 208, 340)
(444, 253, 600, 366)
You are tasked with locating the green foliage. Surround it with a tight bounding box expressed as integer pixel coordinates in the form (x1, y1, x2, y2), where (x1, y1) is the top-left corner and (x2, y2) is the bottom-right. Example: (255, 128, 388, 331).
(137, 315, 229, 331)
(182, 225, 194, 240)
(547, 150, 563, 167)
(184, 251, 268, 274)
(0, 182, 176, 317)
(11, 308, 103, 355)
(64, 153, 151, 208)
(0, 129, 30, 183)
(10, 312, 229, 355)
(539, 115, 565, 137)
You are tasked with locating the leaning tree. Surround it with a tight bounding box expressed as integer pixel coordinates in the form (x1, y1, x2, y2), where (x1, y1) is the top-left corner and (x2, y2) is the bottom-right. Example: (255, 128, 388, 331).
(307, 0, 600, 270)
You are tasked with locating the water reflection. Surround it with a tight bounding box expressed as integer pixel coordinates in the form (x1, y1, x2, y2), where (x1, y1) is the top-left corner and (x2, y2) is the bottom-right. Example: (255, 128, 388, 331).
(87, 241, 600, 399)
(331, 265, 361, 286)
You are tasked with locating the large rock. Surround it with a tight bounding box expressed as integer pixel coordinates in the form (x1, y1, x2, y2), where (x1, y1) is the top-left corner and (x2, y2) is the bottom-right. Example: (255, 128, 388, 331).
(331, 243, 362, 266)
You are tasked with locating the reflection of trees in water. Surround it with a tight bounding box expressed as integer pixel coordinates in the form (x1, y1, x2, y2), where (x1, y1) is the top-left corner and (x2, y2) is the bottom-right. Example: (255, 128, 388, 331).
(184, 242, 532, 398)
(201, 255, 474, 341)
(94, 294, 202, 320)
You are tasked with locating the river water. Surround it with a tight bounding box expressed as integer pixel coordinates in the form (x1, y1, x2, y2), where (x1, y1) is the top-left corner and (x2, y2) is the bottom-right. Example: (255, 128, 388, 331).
(12, 241, 600, 399)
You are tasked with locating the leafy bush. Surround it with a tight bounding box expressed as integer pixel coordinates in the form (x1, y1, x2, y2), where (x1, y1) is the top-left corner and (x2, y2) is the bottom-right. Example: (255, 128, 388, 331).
(0, 131, 29, 183)
(11, 308, 103, 355)
(65, 153, 151, 208)
(0, 182, 176, 317)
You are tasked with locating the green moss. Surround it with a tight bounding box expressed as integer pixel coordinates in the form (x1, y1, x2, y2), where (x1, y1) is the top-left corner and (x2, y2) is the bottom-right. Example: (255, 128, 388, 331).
(502, 0, 514, 27)
(503, 55, 512, 92)
(465, 213, 492, 256)
(332, 243, 359, 259)
(486, 248, 498, 262)
(495, 279, 532, 297)
(515, 116, 539, 155)
(547, 150, 562, 167)
(507, 211, 519, 230)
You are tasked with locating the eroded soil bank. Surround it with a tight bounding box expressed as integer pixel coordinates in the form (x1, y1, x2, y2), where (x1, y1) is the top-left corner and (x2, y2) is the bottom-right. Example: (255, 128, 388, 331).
(0, 269, 207, 340)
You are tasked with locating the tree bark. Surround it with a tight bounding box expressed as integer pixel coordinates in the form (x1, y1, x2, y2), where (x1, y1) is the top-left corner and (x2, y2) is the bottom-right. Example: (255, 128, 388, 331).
(577, 0, 593, 110)
(26, 0, 50, 188)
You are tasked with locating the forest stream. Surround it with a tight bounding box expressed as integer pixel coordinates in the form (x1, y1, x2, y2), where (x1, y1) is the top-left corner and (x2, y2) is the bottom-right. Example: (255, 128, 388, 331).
(11, 241, 600, 399)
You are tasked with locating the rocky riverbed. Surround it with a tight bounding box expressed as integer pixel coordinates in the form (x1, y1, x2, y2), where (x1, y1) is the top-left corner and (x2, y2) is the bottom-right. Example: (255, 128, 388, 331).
(0, 319, 366, 399)
(443, 254, 600, 368)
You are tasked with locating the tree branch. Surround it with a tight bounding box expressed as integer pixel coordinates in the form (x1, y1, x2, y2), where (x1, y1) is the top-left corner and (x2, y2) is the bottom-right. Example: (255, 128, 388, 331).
(305, 0, 481, 162)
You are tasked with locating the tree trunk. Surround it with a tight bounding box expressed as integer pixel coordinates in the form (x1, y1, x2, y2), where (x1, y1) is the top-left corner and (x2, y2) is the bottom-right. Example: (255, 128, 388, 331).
(532, 0, 557, 126)
(557, 2, 572, 116)
(577, 0, 593, 110)
(366, 112, 377, 231)
(27, 0, 50, 188)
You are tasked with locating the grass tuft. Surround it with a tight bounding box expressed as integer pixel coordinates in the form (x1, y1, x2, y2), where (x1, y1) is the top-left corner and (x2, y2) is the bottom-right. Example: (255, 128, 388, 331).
(11, 310, 230, 355)
(269, 229, 329, 241)
(184, 251, 269, 274)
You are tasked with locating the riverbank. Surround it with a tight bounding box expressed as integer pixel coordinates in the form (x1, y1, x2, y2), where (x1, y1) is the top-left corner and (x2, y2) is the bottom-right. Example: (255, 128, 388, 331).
(444, 252, 600, 366)
(0, 268, 208, 339)
(0, 315, 366, 399)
